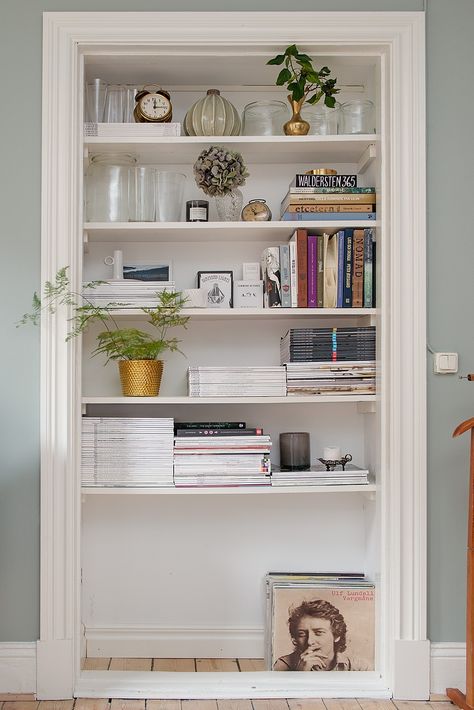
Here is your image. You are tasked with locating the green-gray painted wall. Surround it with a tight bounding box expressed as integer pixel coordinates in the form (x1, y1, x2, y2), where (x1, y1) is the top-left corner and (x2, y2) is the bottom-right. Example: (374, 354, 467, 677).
(1, 0, 471, 643)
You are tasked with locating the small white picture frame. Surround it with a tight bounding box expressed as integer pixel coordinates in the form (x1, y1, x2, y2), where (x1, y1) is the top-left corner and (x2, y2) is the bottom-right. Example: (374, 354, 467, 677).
(197, 271, 233, 308)
(123, 262, 172, 282)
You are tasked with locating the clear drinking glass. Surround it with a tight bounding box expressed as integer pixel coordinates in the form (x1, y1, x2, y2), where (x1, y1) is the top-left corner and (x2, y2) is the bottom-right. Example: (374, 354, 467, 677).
(85, 153, 137, 222)
(85, 78, 108, 123)
(279, 432, 311, 471)
(129, 166, 156, 221)
(104, 85, 126, 122)
(340, 99, 375, 134)
(155, 172, 186, 222)
(301, 101, 340, 135)
(241, 100, 290, 136)
(124, 85, 138, 123)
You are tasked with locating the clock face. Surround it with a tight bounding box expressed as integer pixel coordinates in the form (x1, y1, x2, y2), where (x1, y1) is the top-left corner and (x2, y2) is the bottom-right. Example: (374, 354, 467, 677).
(241, 200, 272, 221)
(139, 93, 171, 120)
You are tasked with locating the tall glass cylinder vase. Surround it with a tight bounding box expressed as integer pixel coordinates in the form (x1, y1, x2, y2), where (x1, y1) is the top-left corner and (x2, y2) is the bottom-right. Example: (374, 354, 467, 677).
(215, 188, 243, 222)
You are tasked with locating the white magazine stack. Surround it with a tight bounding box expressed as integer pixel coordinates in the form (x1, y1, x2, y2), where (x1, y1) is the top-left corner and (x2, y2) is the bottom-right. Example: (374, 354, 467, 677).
(82, 280, 176, 308)
(82, 417, 174, 487)
(188, 366, 287, 397)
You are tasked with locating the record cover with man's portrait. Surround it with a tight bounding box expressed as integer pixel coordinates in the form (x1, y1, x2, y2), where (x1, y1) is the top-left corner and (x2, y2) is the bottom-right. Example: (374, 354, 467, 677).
(270, 585, 375, 672)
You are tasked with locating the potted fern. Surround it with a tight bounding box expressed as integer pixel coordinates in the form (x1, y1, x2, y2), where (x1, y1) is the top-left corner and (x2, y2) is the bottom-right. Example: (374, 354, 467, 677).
(18, 267, 189, 396)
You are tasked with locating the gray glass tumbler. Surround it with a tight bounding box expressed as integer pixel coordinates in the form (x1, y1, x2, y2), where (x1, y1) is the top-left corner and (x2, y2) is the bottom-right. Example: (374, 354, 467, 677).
(279, 432, 311, 471)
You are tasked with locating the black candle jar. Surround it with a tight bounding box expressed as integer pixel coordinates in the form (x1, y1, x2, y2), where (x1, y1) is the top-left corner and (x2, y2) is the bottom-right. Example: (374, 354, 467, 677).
(186, 199, 209, 222)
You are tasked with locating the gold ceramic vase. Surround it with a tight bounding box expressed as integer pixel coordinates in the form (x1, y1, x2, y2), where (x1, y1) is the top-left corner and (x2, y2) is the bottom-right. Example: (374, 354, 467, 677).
(284, 96, 310, 136)
(119, 359, 164, 397)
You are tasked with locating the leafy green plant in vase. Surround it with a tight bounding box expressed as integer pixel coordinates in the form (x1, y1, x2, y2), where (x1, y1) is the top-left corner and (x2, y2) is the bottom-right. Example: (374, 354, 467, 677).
(18, 267, 189, 397)
(267, 44, 339, 136)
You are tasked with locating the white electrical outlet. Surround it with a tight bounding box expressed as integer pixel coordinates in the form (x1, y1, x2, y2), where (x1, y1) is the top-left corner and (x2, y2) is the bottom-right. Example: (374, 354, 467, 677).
(433, 352, 458, 374)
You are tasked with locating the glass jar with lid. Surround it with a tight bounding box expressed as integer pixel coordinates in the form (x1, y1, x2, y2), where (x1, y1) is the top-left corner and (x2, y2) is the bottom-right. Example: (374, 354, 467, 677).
(85, 153, 137, 222)
(241, 100, 290, 136)
(300, 101, 341, 135)
(340, 99, 375, 134)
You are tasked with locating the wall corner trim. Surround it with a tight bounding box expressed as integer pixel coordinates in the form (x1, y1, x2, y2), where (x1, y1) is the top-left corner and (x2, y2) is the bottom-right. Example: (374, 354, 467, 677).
(430, 642, 466, 695)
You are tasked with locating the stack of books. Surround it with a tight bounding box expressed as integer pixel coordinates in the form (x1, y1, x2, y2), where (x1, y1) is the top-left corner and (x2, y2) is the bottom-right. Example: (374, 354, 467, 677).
(261, 227, 375, 309)
(84, 122, 182, 137)
(188, 366, 287, 397)
(285, 362, 376, 395)
(271, 463, 370, 486)
(173, 423, 272, 487)
(280, 173, 376, 222)
(82, 417, 174, 487)
(280, 326, 376, 364)
(82, 280, 176, 308)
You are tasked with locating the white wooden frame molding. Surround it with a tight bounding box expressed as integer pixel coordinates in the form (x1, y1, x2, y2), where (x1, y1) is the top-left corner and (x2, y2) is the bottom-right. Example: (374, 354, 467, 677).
(39, 11, 426, 700)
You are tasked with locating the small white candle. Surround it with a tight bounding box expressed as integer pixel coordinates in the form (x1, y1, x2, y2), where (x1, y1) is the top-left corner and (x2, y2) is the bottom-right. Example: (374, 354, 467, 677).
(323, 446, 341, 461)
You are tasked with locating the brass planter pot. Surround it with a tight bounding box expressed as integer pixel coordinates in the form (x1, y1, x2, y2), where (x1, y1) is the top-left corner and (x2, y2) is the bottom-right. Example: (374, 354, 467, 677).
(284, 96, 310, 136)
(119, 359, 163, 397)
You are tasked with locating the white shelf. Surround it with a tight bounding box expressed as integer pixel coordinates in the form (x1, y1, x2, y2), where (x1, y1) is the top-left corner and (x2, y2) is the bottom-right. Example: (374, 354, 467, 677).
(84, 220, 379, 243)
(109, 307, 378, 319)
(82, 484, 376, 495)
(83, 395, 377, 405)
(84, 134, 379, 165)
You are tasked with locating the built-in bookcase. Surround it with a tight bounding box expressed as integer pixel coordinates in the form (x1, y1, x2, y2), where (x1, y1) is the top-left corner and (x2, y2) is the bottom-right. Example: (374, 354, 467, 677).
(38, 11, 427, 701)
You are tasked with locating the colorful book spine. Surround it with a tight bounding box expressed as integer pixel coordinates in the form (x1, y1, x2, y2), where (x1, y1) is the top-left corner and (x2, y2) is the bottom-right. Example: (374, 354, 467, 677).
(363, 228, 374, 308)
(343, 228, 354, 308)
(352, 229, 365, 308)
(175, 422, 246, 430)
(292, 174, 358, 189)
(285, 204, 375, 213)
(316, 235, 325, 308)
(289, 238, 298, 307)
(281, 211, 376, 222)
(289, 229, 308, 308)
(336, 230, 345, 308)
(261, 246, 282, 308)
(307, 235, 318, 308)
(279, 244, 291, 308)
(287, 186, 376, 194)
(175, 428, 263, 437)
(323, 233, 338, 308)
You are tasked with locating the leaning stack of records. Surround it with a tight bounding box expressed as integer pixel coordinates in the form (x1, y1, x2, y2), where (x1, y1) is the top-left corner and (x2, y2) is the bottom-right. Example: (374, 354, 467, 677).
(84, 122, 181, 137)
(174, 434, 272, 487)
(286, 361, 376, 396)
(188, 366, 287, 397)
(82, 280, 176, 308)
(271, 463, 370, 486)
(280, 326, 376, 364)
(265, 572, 375, 672)
(82, 417, 174, 487)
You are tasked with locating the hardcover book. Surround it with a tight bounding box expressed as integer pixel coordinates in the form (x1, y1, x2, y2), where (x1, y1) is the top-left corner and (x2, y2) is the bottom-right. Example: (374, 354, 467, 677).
(261, 247, 282, 308)
(351, 229, 365, 308)
(291, 174, 358, 189)
(279, 244, 292, 308)
(323, 234, 338, 308)
(281, 212, 376, 222)
(307, 235, 318, 308)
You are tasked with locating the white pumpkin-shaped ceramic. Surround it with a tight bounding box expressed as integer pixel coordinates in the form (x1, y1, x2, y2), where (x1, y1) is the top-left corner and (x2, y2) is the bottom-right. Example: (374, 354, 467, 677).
(184, 89, 241, 136)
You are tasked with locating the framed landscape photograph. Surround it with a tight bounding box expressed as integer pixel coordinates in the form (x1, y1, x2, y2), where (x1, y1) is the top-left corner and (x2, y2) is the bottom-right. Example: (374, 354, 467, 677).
(123, 263, 172, 282)
(269, 583, 375, 672)
(197, 270, 233, 308)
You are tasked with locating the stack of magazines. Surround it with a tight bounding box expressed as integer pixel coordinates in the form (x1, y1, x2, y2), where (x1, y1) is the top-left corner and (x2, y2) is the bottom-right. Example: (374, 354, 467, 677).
(271, 463, 370, 486)
(285, 361, 376, 395)
(173, 425, 272, 487)
(265, 572, 375, 672)
(82, 280, 176, 308)
(82, 417, 174, 487)
(188, 366, 287, 397)
(280, 326, 376, 364)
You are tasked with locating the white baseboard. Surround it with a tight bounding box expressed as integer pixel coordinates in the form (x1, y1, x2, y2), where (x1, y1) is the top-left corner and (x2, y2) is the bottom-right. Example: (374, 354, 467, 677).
(86, 625, 263, 659)
(0, 643, 36, 693)
(430, 642, 466, 695)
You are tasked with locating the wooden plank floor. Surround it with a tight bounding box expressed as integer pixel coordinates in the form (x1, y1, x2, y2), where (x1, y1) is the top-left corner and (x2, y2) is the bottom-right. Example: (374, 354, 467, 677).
(0, 696, 455, 710)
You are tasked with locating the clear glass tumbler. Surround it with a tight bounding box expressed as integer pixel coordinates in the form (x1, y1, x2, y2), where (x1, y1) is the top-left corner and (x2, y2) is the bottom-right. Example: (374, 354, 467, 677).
(85, 78, 108, 123)
(129, 166, 156, 222)
(104, 85, 126, 123)
(85, 153, 137, 222)
(340, 99, 375, 134)
(241, 100, 290, 136)
(301, 101, 340, 135)
(155, 172, 186, 222)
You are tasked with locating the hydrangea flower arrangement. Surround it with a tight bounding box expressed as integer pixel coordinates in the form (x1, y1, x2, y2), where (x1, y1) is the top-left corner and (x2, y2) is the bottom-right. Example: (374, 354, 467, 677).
(193, 145, 249, 197)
